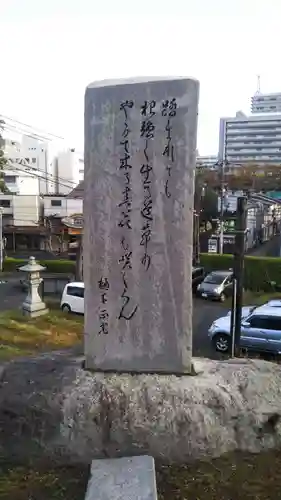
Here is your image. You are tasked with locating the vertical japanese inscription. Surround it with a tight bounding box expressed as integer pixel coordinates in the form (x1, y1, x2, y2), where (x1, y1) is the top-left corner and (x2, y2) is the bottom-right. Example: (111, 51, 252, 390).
(161, 98, 178, 198)
(118, 101, 138, 321)
(98, 277, 109, 334)
(139, 100, 155, 271)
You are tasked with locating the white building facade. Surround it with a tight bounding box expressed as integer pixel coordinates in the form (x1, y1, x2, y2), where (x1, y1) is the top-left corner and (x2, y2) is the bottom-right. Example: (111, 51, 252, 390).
(55, 149, 84, 195)
(43, 195, 83, 219)
(3, 135, 56, 195)
(1, 119, 84, 196)
(196, 154, 218, 169)
(251, 92, 281, 114)
(219, 111, 281, 165)
(0, 194, 42, 227)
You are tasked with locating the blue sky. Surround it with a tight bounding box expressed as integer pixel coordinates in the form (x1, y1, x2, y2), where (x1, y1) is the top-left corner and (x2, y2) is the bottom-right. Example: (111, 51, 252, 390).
(1, 0, 281, 153)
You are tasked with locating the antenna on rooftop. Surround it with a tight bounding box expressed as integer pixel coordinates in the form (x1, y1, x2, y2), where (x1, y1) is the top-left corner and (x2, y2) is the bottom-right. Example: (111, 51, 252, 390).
(256, 74, 261, 94)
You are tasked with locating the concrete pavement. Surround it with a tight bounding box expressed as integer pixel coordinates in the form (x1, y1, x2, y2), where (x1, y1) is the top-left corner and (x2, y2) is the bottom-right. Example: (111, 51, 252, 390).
(0, 280, 25, 311)
(193, 298, 226, 359)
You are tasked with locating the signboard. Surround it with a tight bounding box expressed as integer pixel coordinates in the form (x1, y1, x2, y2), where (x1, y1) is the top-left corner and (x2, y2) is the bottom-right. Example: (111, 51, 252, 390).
(61, 213, 83, 230)
(208, 238, 218, 253)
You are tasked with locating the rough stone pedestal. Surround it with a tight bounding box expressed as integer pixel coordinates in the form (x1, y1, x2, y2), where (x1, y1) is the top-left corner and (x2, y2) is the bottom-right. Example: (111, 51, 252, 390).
(84, 76, 199, 374)
(19, 256, 49, 317)
(1, 354, 281, 466)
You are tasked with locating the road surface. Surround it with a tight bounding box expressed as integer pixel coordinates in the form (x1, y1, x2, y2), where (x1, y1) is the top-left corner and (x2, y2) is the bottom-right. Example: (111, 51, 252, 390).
(0, 279, 225, 359)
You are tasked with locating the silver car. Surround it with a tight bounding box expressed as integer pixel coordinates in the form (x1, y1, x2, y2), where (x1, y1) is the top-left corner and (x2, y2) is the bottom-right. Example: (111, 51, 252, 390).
(208, 300, 281, 353)
(197, 270, 234, 302)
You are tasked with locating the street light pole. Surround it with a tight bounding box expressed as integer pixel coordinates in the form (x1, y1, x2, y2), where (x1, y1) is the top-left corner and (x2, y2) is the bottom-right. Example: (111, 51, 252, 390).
(0, 207, 3, 272)
(230, 196, 247, 357)
(219, 159, 228, 254)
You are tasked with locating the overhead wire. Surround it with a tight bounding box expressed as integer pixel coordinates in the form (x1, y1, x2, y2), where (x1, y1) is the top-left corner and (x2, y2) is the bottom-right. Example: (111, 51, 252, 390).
(6, 161, 78, 189)
(4, 164, 79, 192)
(0, 113, 65, 141)
(2, 121, 81, 191)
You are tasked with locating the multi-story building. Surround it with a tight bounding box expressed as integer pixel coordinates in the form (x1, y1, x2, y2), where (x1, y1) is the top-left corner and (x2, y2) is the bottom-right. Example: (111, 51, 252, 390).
(219, 111, 281, 165)
(1, 117, 84, 196)
(251, 92, 281, 114)
(196, 154, 218, 169)
(3, 135, 55, 195)
(0, 194, 44, 251)
(55, 149, 84, 195)
(0, 190, 84, 253)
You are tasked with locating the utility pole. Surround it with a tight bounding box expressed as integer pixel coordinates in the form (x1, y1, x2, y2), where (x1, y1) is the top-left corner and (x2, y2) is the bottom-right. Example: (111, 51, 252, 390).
(0, 207, 3, 272)
(219, 163, 224, 254)
(193, 172, 205, 265)
(230, 196, 247, 357)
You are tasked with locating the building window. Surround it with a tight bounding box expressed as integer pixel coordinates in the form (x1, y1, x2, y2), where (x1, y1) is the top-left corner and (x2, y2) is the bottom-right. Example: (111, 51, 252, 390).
(4, 175, 16, 183)
(51, 199, 62, 207)
(0, 200, 11, 208)
(32, 158, 36, 164)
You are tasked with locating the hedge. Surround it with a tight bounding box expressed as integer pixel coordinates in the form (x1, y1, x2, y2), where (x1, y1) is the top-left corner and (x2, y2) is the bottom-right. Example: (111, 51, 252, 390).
(200, 253, 281, 292)
(5, 254, 281, 292)
(3, 257, 76, 274)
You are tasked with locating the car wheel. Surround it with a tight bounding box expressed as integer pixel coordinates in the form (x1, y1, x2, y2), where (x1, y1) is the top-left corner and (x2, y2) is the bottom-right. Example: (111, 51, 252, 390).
(220, 293, 226, 302)
(61, 304, 71, 313)
(213, 333, 230, 353)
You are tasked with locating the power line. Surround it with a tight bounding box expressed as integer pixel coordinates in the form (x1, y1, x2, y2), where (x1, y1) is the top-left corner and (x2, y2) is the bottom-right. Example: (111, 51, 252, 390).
(6, 161, 78, 187)
(2, 122, 58, 144)
(5, 164, 78, 192)
(2, 126, 82, 189)
(0, 113, 65, 141)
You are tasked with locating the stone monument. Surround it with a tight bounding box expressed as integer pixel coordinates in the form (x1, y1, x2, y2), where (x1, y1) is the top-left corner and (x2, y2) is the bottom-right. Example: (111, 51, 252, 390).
(19, 256, 49, 317)
(84, 77, 199, 374)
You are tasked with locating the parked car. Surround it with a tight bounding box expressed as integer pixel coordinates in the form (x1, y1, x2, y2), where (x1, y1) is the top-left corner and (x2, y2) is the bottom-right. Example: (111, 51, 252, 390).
(197, 270, 233, 302)
(60, 281, 84, 314)
(192, 266, 205, 293)
(209, 302, 281, 354)
(226, 300, 281, 317)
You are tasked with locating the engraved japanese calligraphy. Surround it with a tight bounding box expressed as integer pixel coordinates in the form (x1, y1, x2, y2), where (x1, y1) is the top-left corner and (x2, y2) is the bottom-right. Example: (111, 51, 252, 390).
(98, 277, 109, 334)
(161, 98, 178, 198)
(139, 100, 155, 271)
(118, 100, 138, 321)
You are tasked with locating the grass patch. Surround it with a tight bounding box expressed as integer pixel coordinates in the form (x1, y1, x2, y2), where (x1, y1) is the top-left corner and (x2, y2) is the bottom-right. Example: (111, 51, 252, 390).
(0, 306, 83, 361)
(0, 464, 89, 500)
(242, 290, 281, 306)
(157, 450, 281, 499)
(1, 451, 281, 499)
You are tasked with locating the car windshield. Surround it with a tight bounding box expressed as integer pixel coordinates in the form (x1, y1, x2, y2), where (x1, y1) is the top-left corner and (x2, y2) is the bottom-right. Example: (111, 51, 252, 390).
(204, 273, 225, 285)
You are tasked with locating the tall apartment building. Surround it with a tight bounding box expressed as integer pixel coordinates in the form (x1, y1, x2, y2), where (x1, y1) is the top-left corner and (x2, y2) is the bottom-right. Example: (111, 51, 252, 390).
(251, 92, 281, 114)
(219, 110, 281, 165)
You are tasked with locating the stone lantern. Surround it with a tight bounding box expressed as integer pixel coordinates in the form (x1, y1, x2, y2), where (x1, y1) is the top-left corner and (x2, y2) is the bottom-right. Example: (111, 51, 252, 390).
(19, 256, 49, 317)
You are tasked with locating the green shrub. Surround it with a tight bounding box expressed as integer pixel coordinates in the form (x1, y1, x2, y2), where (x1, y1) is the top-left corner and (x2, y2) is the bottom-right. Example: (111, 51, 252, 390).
(3, 257, 75, 274)
(200, 253, 281, 292)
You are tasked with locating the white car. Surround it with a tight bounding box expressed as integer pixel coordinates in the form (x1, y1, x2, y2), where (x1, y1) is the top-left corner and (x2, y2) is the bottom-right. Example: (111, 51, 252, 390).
(60, 282, 84, 314)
